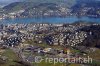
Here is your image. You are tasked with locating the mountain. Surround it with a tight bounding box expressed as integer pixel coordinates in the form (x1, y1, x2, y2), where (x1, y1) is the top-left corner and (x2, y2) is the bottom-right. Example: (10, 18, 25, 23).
(1, 0, 100, 18)
(0, 0, 76, 6)
(1, 0, 100, 7)
(3, 1, 75, 17)
(71, 1, 100, 17)
(3, 2, 36, 13)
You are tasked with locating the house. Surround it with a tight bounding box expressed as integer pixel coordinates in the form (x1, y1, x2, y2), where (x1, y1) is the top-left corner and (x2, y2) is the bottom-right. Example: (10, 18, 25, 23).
(0, 16, 3, 20)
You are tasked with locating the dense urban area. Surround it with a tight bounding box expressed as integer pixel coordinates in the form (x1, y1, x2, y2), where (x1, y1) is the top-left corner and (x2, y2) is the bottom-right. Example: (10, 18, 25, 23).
(0, 22, 100, 66)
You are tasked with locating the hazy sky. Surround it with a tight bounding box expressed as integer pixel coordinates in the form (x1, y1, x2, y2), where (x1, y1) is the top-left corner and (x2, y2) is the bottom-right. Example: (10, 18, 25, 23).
(0, 0, 22, 2)
(0, 0, 20, 2)
(0, 0, 24, 7)
(0, 0, 100, 3)
(0, 0, 100, 7)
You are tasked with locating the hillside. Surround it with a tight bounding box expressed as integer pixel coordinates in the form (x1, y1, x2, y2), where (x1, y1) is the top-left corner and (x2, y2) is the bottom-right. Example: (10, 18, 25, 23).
(79, 25, 100, 48)
(3, 2, 36, 13)
(3, 2, 72, 17)
(3, 0, 76, 12)
(1, 0, 100, 18)
(71, 1, 100, 17)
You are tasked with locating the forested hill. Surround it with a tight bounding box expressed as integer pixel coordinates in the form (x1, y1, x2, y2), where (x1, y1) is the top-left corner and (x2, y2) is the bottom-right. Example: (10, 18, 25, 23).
(1, 0, 100, 18)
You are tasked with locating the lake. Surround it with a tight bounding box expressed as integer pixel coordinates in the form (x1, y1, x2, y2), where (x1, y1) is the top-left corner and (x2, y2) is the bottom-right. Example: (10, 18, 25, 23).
(0, 16, 100, 24)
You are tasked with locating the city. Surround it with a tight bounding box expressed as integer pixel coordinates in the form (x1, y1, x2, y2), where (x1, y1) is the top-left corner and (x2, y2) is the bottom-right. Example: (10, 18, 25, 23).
(0, 22, 100, 66)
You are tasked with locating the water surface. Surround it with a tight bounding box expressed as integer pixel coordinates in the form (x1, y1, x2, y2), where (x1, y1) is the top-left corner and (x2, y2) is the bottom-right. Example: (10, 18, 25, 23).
(0, 16, 100, 24)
